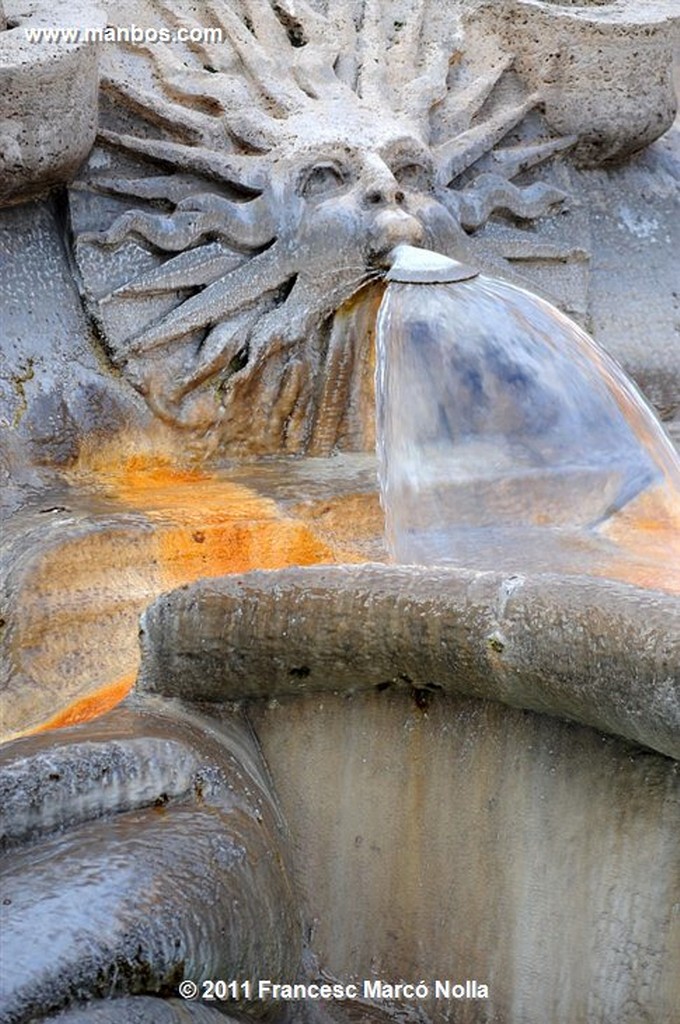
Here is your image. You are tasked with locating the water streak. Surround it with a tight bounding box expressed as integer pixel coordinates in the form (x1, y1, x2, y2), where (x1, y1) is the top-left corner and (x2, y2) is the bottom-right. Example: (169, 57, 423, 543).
(376, 258, 680, 583)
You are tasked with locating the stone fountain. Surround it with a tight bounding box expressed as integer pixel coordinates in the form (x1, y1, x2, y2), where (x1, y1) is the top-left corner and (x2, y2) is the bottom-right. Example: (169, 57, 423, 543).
(1, 2, 679, 1023)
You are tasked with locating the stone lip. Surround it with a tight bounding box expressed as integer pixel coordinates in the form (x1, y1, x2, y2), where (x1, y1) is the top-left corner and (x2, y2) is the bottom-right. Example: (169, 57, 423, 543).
(138, 564, 680, 761)
(386, 245, 480, 284)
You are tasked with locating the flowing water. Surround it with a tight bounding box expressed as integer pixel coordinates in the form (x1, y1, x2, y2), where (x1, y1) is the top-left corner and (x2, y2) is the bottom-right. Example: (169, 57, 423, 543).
(376, 259, 680, 579)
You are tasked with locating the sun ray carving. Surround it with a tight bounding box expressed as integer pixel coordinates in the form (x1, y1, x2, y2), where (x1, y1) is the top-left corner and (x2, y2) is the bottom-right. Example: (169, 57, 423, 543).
(70, 0, 579, 455)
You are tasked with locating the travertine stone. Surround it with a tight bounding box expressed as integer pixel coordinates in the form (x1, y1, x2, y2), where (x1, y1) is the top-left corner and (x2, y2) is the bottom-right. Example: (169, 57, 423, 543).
(0, 0, 676, 461)
(251, 688, 680, 1024)
(0, 8, 679, 1019)
(64, 0, 678, 454)
(0, 200, 144, 468)
(38, 999, 239, 1023)
(573, 125, 680, 433)
(502, 0, 679, 166)
(0, 3, 105, 205)
(0, 701, 301, 1022)
(138, 564, 680, 759)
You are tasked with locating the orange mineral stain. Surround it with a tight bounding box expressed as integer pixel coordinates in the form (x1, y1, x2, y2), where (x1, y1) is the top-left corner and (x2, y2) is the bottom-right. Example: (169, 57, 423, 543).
(28, 673, 138, 736)
(598, 482, 680, 594)
(8, 439, 678, 744)
(5, 453, 370, 741)
(96, 455, 349, 585)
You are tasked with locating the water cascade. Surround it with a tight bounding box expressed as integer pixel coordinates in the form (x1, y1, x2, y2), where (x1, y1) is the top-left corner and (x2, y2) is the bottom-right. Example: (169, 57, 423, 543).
(376, 246, 680, 585)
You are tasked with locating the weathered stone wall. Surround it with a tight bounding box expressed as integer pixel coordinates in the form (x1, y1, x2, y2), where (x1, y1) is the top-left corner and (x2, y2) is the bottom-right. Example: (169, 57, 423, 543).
(250, 688, 679, 1024)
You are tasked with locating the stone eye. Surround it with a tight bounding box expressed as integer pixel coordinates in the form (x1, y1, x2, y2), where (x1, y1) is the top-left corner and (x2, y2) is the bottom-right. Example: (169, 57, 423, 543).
(393, 162, 433, 192)
(300, 163, 346, 198)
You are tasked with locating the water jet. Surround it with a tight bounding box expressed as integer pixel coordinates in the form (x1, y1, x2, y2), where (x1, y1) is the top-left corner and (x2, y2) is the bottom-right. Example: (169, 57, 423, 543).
(377, 244, 680, 590)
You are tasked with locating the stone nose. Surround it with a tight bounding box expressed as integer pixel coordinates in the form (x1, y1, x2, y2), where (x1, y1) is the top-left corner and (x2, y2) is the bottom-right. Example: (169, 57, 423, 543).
(361, 156, 405, 208)
(364, 183, 406, 207)
(369, 208, 425, 259)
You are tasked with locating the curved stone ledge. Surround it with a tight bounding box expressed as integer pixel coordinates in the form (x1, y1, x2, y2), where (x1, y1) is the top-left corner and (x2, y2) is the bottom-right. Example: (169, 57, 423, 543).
(0, 3, 104, 205)
(0, 702, 300, 1024)
(138, 564, 680, 760)
(38, 998, 239, 1023)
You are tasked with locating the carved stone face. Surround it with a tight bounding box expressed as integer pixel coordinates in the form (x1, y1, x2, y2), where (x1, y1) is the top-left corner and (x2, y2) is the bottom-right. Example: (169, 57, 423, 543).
(69, 0, 573, 453)
(271, 115, 463, 285)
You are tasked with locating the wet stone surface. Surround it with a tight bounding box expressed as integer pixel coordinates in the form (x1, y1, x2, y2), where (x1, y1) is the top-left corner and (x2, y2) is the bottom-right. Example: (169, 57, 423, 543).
(0, 701, 301, 1024)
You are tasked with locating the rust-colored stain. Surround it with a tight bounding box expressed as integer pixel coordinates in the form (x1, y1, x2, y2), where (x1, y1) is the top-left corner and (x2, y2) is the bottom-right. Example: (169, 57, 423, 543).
(29, 673, 138, 735)
(99, 455, 356, 585)
(5, 453, 373, 742)
(5, 441, 679, 743)
(598, 482, 680, 594)
(290, 492, 385, 558)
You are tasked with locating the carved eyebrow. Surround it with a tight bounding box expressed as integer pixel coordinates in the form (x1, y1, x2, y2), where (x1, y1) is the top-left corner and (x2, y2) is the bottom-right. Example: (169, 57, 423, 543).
(379, 139, 433, 168)
(290, 137, 361, 163)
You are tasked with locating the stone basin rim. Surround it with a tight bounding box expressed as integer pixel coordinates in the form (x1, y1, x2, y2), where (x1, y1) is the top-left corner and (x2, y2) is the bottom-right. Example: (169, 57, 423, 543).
(137, 562, 680, 762)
